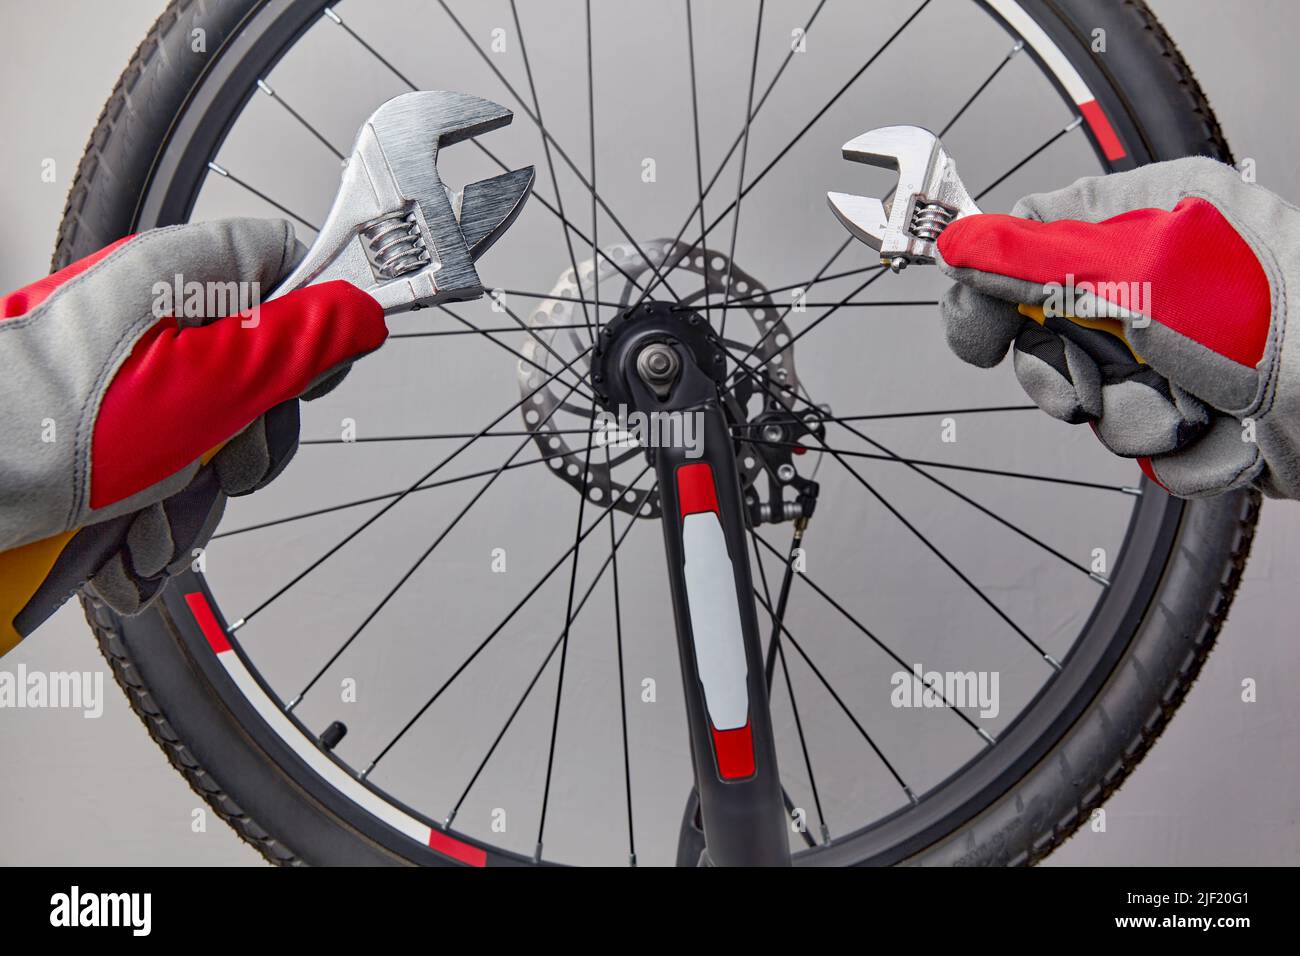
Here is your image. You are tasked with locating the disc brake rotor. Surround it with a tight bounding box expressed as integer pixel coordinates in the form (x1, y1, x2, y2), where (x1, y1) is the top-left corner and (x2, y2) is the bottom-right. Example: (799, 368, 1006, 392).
(518, 239, 800, 517)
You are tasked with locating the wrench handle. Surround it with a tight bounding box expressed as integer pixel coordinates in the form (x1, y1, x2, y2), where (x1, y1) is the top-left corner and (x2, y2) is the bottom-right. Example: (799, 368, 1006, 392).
(1018, 303, 1145, 365)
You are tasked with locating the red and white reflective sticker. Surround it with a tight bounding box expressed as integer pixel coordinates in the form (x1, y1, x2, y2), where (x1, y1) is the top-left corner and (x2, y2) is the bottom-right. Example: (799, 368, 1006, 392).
(677, 461, 721, 517)
(1078, 99, 1126, 161)
(184, 591, 489, 865)
(429, 829, 488, 867)
(711, 722, 756, 780)
(185, 590, 231, 654)
(985, 0, 1127, 161)
(676, 464, 754, 780)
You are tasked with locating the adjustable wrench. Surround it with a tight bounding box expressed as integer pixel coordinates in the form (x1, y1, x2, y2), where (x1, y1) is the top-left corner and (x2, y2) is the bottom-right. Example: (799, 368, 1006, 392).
(827, 124, 1142, 361)
(273, 89, 534, 309)
(0, 91, 534, 649)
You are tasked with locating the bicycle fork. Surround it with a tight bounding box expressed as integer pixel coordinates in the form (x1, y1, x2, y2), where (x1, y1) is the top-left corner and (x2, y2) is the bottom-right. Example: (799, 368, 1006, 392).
(595, 306, 790, 866)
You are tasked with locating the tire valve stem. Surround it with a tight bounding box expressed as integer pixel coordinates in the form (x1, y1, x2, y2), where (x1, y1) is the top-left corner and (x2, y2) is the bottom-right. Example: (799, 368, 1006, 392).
(320, 720, 348, 751)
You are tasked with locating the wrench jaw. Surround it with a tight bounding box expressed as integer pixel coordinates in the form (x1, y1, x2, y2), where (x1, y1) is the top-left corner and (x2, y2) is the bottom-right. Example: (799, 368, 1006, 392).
(827, 124, 979, 271)
(458, 166, 536, 263)
(826, 191, 889, 252)
(271, 90, 534, 313)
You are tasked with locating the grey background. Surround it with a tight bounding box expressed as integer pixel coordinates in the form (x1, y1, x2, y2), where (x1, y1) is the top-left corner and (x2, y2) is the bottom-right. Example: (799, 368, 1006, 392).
(1, 0, 1298, 865)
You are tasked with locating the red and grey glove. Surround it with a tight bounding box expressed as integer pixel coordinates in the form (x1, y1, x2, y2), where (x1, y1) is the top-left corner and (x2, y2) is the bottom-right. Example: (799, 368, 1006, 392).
(936, 157, 1299, 498)
(0, 218, 385, 636)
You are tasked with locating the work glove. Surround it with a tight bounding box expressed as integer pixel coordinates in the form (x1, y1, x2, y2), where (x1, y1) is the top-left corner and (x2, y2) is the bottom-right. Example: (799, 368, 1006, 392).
(0, 219, 387, 652)
(935, 157, 1300, 499)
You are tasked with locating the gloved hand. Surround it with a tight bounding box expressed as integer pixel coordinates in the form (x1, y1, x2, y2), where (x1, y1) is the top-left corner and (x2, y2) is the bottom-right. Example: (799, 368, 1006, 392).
(935, 156, 1300, 499)
(0, 218, 386, 652)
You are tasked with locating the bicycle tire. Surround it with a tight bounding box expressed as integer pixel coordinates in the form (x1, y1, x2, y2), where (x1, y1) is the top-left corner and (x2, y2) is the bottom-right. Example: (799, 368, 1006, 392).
(55, 0, 1260, 866)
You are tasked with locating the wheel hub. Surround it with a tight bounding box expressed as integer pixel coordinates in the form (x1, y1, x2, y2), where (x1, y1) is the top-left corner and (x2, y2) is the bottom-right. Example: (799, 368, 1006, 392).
(589, 300, 726, 410)
(518, 240, 803, 518)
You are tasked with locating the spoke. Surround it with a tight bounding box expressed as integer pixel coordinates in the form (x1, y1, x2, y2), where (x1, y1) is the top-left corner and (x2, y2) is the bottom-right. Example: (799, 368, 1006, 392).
(757, 530, 798, 690)
(742, 437, 1133, 495)
(205, 162, 319, 233)
(498, 153, 655, 297)
(361, 462, 654, 777)
(973, 116, 1082, 204)
(636, 0, 934, 304)
(703, 0, 933, 237)
(733, 336, 1117, 580)
(752, 589, 915, 801)
(605, 448, 638, 864)
(633, 0, 832, 307)
(322, 6, 409, 89)
(441, 305, 595, 402)
(685, 299, 937, 311)
(321, 5, 654, 298)
(510, 0, 593, 343)
(586, 0, 600, 336)
(727, 238, 863, 370)
(230, 343, 594, 628)
(723, 344, 1054, 663)
(300, 427, 599, 446)
(730, 264, 888, 377)
(535, 395, 601, 861)
(685, 0, 710, 324)
(745, 437, 1097, 577)
(433, 0, 683, 301)
(809, 405, 1039, 423)
(475, 126, 653, 295)
(255, 78, 345, 160)
(781, 788, 817, 850)
(810, 424, 1104, 578)
(938, 41, 1023, 139)
(588, 0, 635, 865)
(751, 534, 990, 740)
(749, 527, 828, 845)
(712, 258, 877, 307)
(441, 485, 651, 836)
(513, 183, 656, 295)
(290, 377, 594, 710)
(500, 289, 629, 309)
(719, 0, 765, 340)
(389, 322, 597, 339)
(212, 448, 578, 539)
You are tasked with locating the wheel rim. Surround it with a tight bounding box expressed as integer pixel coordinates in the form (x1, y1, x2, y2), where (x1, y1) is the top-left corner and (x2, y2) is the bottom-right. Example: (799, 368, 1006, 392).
(111, 0, 1187, 865)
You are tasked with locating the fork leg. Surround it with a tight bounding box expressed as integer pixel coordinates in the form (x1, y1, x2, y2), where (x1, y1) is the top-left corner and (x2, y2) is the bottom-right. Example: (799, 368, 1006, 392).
(655, 405, 790, 865)
(637, 368, 789, 866)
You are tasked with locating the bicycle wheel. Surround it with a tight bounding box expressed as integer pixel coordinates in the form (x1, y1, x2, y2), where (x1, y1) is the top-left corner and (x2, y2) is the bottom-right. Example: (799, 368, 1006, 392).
(59, 0, 1258, 866)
